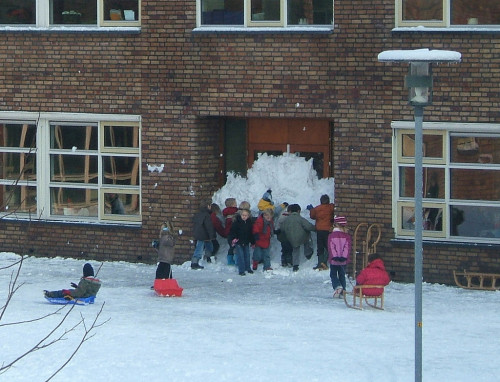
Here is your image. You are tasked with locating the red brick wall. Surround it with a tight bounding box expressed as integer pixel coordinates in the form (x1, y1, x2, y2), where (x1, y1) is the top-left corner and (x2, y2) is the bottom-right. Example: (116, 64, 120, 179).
(1, 1, 499, 284)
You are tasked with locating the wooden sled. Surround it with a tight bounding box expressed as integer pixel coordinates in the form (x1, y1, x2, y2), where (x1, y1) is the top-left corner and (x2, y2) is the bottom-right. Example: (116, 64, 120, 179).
(343, 285, 385, 310)
(453, 270, 500, 291)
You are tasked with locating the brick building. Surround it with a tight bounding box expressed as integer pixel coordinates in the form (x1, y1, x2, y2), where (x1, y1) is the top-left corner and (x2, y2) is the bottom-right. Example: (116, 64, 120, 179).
(0, 0, 499, 284)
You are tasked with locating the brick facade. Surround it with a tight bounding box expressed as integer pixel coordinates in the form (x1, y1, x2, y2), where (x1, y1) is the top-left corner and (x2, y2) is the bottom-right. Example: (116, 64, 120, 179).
(1, 1, 499, 284)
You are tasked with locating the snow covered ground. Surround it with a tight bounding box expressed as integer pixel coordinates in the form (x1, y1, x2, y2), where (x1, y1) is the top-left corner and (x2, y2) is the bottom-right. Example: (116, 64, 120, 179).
(2, 154, 500, 381)
(1, 253, 500, 382)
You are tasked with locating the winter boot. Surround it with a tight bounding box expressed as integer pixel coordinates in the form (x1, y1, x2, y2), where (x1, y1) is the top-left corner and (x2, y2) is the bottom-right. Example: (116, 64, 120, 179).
(293, 265, 299, 272)
(252, 260, 258, 270)
(227, 254, 235, 265)
(191, 262, 204, 270)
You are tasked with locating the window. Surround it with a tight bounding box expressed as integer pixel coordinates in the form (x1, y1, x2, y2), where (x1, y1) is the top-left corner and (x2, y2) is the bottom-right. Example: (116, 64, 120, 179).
(0, 0, 140, 27)
(0, 114, 141, 224)
(394, 123, 500, 242)
(397, 0, 500, 28)
(199, 0, 333, 27)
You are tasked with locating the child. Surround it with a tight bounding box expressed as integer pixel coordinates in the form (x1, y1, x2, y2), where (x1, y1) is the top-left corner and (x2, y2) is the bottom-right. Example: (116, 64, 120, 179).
(155, 220, 175, 280)
(275, 204, 293, 267)
(307, 194, 335, 270)
(191, 199, 216, 270)
(257, 189, 287, 216)
(228, 207, 255, 276)
(280, 204, 315, 272)
(44, 263, 101, 299)
(327, 216, 352, 298)
(354, 253, 390, 296)
(210, 203, 226, 259)
(222, 198, 238, 265)
(252, 208, 274, 271)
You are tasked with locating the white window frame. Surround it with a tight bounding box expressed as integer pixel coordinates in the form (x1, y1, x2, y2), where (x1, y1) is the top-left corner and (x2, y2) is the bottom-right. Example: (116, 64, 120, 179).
(393, 121, 500, 243)
(0, 111, 141, 225)
(195, 0, 334, 29)
(396, 0, 500, 29)
(0, 0, 141, 29)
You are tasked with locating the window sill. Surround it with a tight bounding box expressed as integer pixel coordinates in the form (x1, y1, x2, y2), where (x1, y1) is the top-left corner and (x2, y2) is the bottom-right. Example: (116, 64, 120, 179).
(192, 26, 333, 34)
(392, 26, 500, 34)
(391, 238, 500, 248)
(0, 26, 141, 34)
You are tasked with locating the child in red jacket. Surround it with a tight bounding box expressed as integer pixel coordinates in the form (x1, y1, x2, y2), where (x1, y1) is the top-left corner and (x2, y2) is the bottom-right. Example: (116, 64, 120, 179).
(252, 208, 274, 271)
(222, 198, 238, 265)
(355, 253, 390, 296)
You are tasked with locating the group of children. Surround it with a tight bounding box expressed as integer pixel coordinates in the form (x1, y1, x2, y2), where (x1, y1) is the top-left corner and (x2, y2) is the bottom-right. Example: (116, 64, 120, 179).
(43, 192, 389, 301)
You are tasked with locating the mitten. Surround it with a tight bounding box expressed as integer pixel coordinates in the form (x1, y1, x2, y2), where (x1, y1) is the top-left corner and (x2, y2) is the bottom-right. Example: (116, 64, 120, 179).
(70, 282, 78, 288)
(306, 204, 313, 210)
(231, 238, 239, 247)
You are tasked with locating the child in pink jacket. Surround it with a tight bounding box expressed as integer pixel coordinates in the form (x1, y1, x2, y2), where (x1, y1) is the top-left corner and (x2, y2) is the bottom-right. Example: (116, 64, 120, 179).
(327, 216, 351, 298)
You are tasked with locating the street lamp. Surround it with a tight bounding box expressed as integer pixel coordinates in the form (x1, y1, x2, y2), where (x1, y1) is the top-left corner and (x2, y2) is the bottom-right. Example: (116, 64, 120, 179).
(378, 49, 461, 382)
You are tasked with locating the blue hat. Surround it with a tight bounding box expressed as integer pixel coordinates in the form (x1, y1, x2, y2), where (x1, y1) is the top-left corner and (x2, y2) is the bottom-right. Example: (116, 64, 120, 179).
(262, 189, 272, 202)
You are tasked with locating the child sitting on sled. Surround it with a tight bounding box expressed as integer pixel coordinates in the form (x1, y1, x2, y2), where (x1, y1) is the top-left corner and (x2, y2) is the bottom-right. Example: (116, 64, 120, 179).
(44, 263, 101, 300)
(354, 253, 390, 296)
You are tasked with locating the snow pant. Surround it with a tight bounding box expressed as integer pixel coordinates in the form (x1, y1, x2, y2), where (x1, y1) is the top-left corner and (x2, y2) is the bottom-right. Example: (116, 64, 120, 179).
(252, 246, 271, 270)
(235, 244, 251, 274)
(330, 264, 346, 290)
(280, 240, 293, 266)
(155, 262, 172, 279)
(316, 230, 329, 265)
(212, 239, 220, 255)
(192, 240, 213, 263)
(291, 240, 314, 266)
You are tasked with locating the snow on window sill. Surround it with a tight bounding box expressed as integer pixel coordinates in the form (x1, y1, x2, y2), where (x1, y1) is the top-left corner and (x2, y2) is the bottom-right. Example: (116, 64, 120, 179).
(192, 26, 333, 34)
(393, 26, 500, 34)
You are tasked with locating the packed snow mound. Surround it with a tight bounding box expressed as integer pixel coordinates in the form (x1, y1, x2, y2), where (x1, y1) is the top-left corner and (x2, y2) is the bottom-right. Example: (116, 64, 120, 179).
(212, 153, 334, 214)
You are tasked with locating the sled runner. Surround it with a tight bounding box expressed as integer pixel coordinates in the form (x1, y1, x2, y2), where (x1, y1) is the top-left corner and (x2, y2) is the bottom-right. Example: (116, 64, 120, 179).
(153, 278, 183, 297)
(45, 295, 96, 305)
(453, 270, 500, 291)
(343, 285, 385, 310)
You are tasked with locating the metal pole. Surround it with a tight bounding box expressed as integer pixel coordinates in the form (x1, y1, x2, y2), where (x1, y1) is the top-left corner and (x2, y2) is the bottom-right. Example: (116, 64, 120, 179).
(414, 105, 424, 382)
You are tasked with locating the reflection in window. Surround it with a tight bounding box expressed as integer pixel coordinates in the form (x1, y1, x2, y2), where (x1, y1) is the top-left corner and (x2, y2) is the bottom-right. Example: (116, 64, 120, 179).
(50, 187, 98, 217)
(102, 0, 139, 22)
(402, 0, 443, 21)
(451, 169, 500, 201)
(0, 0, 36, 24)
(104, 191, 140, 216)
(399, 167, 445, 199)
(103, 124, 139, 149)
(450, 205, 500, 238)
(451, 136, 500, 164)
(451, 0, 500, 25)
(50, 0, 97, 25)
(1, 185, 36, 213)
(401, 205, 444, 233)
(102, 156, 139, 185)
(401, 132, 443, 159)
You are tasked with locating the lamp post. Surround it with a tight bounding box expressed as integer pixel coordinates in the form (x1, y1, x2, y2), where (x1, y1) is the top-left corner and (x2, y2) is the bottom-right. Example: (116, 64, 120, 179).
(378, 49, 461, 382)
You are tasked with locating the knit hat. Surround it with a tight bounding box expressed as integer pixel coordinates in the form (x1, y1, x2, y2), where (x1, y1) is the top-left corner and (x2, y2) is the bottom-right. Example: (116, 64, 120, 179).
(83, 263, 94, 277)
(262, 189, 272, 202)
(334, 216, 347, 226)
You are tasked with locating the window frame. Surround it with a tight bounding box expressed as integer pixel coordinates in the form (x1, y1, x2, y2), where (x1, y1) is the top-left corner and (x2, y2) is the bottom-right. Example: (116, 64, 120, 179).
(0, 0, 141, 28)
(393, 121, 500, 243)
(196, 0, 334, 29)
(396, 0, 500, 29)
(0, 112, 141, 225)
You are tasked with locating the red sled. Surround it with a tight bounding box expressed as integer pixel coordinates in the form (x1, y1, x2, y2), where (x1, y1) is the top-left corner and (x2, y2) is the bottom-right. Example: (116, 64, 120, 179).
(154, 278, 183, 297)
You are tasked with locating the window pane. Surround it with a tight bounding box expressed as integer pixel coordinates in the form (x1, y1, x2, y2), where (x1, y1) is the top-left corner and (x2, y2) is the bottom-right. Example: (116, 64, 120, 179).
(201, 0, 244, 25)
(402, 0, 443, 21)
(0, 122, 36, 148)
(450, 205, 500, 238)
(103, 0, 139, 21)
(103, 124, 139, 149)
(451, 136, 500, 164)
(102, 156, 139, 185)
(104, 192, 140, 216)
(451, 0, 500, 25)
(288, 0, 333, 25)
(451, 169, 500, 201)
(1, 185, 36, 213)
(251, 0, 280, 21)
(50, 124, 98, 150)
(0, 152, 36, 180)
(50, 154, 98, 183)
(50, 187, 98, 216)
(401, 205, 444, 233)
(399, 167, 444, 198)
(50, 0, 97, 25)
(0, 0, 35, 24)
(401, 133, 443, 159)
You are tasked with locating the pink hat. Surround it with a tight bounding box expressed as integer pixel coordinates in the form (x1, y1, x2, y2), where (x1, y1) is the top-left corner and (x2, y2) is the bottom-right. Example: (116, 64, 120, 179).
(334, 216, 347, 226)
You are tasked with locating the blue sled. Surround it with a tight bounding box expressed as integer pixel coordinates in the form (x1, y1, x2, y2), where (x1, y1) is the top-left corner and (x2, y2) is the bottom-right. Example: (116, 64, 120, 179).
(45, 296, 96, 305)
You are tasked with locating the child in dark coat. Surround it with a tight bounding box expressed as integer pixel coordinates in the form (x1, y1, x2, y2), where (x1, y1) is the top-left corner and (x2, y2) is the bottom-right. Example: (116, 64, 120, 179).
(191, 199, 216, 270)
(228, 207, 255, 276)
(223, 198, 238, 265)
(155, 220, 176, 279)
(44, 263, 101, 299)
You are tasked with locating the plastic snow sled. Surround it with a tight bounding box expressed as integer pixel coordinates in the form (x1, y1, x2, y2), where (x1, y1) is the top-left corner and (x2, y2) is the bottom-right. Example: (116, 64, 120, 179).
(154, 278, 183, 297)
(45, 296, 96, 305)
